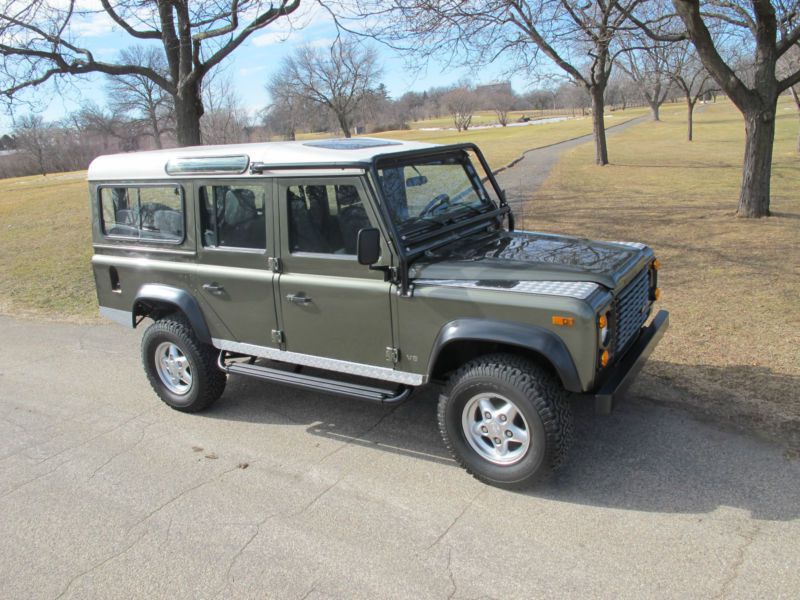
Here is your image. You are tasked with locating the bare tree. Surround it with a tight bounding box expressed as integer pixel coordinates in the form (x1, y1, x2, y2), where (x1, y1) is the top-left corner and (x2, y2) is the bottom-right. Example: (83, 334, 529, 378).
(618, 37, 675, 121)
(14, 114, 53, 175)
(71, 102, 139, 151)
(636, 0, 800, 217)
(0, 0, 300, 146)
(443, 87, 477, 131)
(345, 0, 644, 164)
(270, 39, 382, 137)
(779, 46, 800, 151)
(488, 88, 517, 126)
(791, 85, 800, 151)
(106, 47, 174, 149)
(201, 72, 249, 145)
(668, 45, 717, 141)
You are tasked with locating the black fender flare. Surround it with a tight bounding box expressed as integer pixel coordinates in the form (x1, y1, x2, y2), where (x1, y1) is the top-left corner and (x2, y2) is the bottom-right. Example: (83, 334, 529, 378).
(427, 318, 582, 392)
(133, 284, 212, 344)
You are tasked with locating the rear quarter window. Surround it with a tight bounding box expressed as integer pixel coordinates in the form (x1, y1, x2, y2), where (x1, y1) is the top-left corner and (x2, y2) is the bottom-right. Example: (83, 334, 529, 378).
(99, 185, 185, 243)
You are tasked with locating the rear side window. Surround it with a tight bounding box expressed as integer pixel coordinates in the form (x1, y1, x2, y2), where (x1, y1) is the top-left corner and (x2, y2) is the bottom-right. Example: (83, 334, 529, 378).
(100, 185, 184, 242)
(200, 184, 267, 250)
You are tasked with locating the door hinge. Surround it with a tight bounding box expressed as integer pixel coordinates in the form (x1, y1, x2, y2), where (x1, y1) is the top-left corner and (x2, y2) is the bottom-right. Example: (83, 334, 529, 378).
(271, 329, 284, 344)
(268, 257, 282, 273)
(385, 347, 400, 364)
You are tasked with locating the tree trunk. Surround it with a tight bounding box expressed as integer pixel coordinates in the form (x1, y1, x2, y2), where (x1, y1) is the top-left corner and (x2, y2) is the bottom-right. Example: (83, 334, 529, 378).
(150, 113, 163, 149)
(650, 101, 660, 121)
(590, 86, 609, 165)
(335, 111, 353, 137)
(174, 82, 204, 146)
(737, 107, 776, 218)
(686, 97, 694, 142)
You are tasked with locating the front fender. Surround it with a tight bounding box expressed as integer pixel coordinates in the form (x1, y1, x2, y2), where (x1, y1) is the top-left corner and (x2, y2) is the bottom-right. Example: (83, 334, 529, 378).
(427, 318, 582, 392)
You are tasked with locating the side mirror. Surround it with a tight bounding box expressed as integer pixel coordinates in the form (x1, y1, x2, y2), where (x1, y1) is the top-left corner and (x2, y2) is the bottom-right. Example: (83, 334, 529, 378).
(357, 228, 381, 265)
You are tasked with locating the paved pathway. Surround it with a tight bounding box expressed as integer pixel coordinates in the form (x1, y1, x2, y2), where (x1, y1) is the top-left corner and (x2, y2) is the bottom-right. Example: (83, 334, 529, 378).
(1, 315, 798, 599)
(496, 114, 648, 214)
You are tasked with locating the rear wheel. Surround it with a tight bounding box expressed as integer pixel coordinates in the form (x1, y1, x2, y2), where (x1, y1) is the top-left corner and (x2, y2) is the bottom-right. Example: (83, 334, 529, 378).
(438, 354, 573, 489)
(141, 316, 226, 412)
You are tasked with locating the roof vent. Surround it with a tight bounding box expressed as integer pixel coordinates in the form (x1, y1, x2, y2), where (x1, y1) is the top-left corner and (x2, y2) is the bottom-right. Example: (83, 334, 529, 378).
(303, 139, 402, 150)
(165, 155, 249, 175)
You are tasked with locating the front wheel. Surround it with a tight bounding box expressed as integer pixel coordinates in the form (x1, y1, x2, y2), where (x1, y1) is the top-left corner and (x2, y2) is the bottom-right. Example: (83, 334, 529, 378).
(438, 354, 573, 489)
(141, 316, 226, 412)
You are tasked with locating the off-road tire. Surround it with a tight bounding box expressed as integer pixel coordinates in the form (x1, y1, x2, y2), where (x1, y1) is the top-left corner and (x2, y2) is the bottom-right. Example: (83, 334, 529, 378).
(141, 315, 226, 412)
(438, 353, 573, 489)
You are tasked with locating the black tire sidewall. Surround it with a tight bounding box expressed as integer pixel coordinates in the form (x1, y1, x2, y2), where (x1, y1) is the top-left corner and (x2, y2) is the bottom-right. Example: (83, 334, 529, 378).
(444, 374, 549, 487)
(142, 324, 203, 410)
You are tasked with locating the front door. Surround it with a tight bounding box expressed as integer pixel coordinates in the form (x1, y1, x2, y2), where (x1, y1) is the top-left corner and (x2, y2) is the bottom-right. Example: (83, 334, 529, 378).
(193, 180, 278, 348)
(276, 177, 393, 368)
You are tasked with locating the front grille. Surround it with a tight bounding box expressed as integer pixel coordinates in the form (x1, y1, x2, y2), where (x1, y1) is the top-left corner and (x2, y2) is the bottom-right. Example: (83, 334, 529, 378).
(614, 267, 651, 357)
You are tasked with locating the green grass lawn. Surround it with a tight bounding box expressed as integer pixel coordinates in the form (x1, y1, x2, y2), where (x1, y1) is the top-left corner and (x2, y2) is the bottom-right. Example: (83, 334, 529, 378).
(527, 98, 800, 441)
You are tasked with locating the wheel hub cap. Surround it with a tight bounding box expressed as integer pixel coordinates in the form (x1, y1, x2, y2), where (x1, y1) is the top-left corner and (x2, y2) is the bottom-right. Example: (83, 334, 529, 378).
(461, 393, 530, 465)
(154, 342, 192, 395)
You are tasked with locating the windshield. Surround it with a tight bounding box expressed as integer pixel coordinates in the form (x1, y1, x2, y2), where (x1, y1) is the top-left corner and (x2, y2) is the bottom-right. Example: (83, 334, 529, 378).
(376, 153, 496, 239)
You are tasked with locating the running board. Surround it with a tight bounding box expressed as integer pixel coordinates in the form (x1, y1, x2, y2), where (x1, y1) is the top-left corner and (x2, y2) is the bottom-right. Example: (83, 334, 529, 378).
(221, 358, 412, 405)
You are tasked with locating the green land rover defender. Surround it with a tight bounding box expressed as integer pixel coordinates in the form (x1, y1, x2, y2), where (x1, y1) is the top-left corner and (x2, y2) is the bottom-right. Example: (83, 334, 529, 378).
(89, 138, 668, 488)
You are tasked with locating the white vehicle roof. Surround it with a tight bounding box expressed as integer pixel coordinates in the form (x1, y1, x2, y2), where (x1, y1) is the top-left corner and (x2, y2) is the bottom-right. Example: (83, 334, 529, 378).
(87, 138, 440, 181)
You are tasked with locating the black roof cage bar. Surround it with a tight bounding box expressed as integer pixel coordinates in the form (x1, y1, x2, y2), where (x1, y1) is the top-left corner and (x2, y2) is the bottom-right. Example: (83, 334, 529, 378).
(368, 143, 514, 295)
(247, 143, 514, 295)
(372, 143, 509, 208)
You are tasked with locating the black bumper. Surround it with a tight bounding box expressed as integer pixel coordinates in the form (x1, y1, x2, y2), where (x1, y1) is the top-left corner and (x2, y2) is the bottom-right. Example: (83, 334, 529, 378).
(593, 310, 669, 414)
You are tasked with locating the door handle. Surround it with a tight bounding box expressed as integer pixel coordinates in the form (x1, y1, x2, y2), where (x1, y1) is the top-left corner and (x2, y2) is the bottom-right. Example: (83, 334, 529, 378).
(202, 282, 225, 295)
(286, 293, 312, 305)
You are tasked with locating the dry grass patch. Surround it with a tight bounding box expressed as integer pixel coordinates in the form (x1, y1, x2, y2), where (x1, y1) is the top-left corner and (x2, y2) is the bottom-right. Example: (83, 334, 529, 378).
(525, 99, 800, 445)
(0, 171, 97, 321)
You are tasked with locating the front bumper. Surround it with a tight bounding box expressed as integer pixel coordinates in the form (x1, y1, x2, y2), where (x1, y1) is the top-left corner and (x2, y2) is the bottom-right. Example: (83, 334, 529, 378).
(592, 310, 669, 414)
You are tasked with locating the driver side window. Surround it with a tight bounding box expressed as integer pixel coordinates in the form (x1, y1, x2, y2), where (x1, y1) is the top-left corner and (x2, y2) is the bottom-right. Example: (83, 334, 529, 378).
(287, 183, 369, 255)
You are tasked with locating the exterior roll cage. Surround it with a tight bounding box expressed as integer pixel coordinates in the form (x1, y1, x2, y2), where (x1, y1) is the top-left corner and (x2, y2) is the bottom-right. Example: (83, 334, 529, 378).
(253, 143, 514, 294)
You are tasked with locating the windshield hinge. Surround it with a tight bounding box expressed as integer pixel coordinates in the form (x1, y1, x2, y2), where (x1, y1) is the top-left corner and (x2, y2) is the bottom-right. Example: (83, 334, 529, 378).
(271, 329, 284, 345)
(385, 347, 400, 364)
(268, 257, 282, 273)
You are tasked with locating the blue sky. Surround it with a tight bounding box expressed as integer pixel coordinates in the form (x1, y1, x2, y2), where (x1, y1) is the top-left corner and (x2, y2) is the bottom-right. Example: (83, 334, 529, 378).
(4, 3, 529, 133)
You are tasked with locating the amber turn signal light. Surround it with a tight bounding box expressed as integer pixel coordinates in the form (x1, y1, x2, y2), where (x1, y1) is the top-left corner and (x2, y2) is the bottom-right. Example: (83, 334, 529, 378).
(600, 350, 610, 367)
(652, 259, 661, 271)
(598, 314, 607, 329)
(552, 316, 574, 327)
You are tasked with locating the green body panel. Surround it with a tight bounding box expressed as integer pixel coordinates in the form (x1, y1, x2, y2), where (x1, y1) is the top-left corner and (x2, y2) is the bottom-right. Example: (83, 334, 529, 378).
(394, 284, 600, 390)
(191, 179, 277, 348)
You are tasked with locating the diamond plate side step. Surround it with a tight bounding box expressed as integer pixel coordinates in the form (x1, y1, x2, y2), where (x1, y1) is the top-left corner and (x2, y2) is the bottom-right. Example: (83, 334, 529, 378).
(220, 356, 412, 405)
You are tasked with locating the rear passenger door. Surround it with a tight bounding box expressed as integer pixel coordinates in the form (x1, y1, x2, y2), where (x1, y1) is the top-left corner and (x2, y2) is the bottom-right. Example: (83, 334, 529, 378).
(193, 180, 279, 348)
(276, 177, 394, 367)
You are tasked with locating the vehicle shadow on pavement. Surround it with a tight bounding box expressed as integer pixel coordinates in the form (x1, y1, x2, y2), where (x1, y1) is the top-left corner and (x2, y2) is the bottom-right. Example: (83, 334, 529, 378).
(204, 375, 799, 522)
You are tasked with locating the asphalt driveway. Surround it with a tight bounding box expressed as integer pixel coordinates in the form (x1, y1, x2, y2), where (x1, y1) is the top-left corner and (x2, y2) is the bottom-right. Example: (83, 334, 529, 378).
(1, 315, 798, 599)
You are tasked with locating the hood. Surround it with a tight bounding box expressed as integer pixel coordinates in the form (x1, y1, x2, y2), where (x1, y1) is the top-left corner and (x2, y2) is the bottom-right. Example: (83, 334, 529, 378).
(408, 230, 651, 290)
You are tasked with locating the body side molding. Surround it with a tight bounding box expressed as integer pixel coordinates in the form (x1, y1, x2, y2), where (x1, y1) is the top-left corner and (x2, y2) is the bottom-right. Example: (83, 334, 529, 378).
(428, 318, 583, 392)
(213, 338, 426, 387)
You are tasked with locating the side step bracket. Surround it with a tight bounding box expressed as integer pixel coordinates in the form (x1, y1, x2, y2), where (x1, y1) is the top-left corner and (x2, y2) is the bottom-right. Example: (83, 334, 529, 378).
(219, 354, 412, 405)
